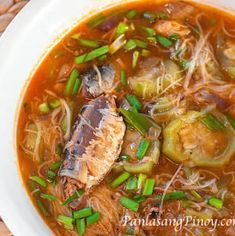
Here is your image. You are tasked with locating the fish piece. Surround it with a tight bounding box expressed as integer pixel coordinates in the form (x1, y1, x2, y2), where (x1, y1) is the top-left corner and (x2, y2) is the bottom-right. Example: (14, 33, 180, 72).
(82, 64, 115, 98)
(60, 95, 126, 207)
(154, 20, 190, 37)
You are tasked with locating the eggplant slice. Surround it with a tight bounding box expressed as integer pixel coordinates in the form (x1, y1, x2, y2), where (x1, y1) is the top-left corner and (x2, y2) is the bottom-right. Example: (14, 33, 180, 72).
(60, 95, 125, 208)
(83, 64, 115, 98)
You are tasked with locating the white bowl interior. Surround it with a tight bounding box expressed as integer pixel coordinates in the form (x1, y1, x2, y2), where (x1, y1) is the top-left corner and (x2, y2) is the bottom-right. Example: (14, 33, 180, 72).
(0, 0, 234, 235)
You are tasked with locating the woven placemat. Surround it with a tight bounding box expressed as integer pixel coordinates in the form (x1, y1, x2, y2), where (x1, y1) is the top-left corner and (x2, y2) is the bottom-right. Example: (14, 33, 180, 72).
(0, 1, 29, 234)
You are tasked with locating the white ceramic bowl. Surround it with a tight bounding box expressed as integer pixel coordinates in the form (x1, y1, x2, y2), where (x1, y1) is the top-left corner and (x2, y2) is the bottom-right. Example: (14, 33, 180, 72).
(0, 0, 234, 235)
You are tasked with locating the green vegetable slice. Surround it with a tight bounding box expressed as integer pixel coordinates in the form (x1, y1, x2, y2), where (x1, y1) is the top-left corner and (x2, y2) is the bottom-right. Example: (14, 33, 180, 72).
(120, 197, 139, 212)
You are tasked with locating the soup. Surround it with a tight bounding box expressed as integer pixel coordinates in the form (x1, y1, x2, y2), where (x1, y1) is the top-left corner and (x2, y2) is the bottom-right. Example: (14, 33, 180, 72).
(17, 0, 235, 235)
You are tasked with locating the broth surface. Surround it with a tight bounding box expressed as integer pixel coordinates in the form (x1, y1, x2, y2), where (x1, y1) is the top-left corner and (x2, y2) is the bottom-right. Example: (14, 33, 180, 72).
(17, 1, 235, 235)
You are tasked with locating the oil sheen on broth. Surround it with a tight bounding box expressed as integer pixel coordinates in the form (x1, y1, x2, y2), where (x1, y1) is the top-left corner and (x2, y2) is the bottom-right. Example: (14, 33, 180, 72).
(17, 1, 235, 235)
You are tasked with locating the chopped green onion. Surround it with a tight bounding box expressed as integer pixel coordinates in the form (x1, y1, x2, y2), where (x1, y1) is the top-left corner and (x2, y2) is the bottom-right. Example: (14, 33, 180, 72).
(40, 193, 57, 201)
(156, 11, 168, 20)
(47, 170, 56, 179)
(109, 34, 127, 54)
(208, 197, 223, 209)
(36, 199, 49, 216)
(124, 161, 154, 174)
(201, 114, 225, 131)
(127, 227, 135, 235)
(127, 10, 137, 19)
(39, 103, 50, 114)
(120, 197, 139, 212)
(169, 33, 180, 41)
(73, 207, 93, 219)
(138, 173, 147, 189)
(136, 139, 150, 159)
(142, 178, 155, 196)
(86, 212, 101, 226)
(87, 13, 106, 29)
(125, 39, 137, 51)
(72, 79, 83, 96)
(179, 59, 190, 69)
(50, 161, 62, 171)
(157, 36, 173, 48)
(125, 39, 147, 51)
(133, 195, 146, 203)
(110, 172, 131, 188)
(157, 191, 186, 201)
(119, 108, 158, 135)
(65, 69, 79, 96)
(30, 176, 47, 188)
(62, 189, 85, 206)
(227, 114, 235, 129)
(134, 39, 148, 49)
(116, 22, 129, 37)
(75, 45, 109, 64)
(143, 12, 157, 23)
(141, 49, 151, 57)
(79, 39, 99, 48)
(99, 54, 107, 61)
(132, 50, 140, 69)
(121, 69, 126, 85)
(143, 27, 156, 37)
(71, 33, 81, 40)
(125, 176, 138, 191)
(57, 215, 74, 230)
(147, 37, 157, 43)
(76, 219, 86, 236)
(126, 95, 142, 111)
(49, 100, 61, 109)
(190, 190, 203, 201)
(119, 154, 130, 161)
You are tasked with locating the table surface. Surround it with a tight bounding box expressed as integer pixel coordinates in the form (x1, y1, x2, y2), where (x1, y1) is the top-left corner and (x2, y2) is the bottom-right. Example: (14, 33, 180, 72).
(0, 1, 29, 234)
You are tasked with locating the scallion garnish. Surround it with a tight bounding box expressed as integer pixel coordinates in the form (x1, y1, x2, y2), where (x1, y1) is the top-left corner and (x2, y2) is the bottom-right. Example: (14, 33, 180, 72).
(133, 195, 146, 203)
(39, 103, 50, 114)
(132, 50, 140, 68)
(57, 215, 74, 230)
(86, 212, 101, 226)
(75, 45, 109, 64)
(157, 36, 173, 48)
(119, 108, 158, 135)
(47, 170, 56, 179)
(156, 191, 186, 201)
(30, 176, 47, 188)
(227, 114, 235, 129)
(126, 95, 142, 111)
(49, 100, 61, 109)
(127, 10, 137, 19)
(120, 197, 139, 212)
(125, 176, 138, 191)
(79, 39, 100, 48)
(116, 22, 129, 37)
(179, 59, 190, 69)
(143, 12, 157, 23)
(76, 219, 86, 236)
(201, 114, 225, 131)
(190, 190, 203, 201)
(208, 197, 223, 209)
(156, 11, 168, 20)
(141, 49, 151, 57)
(65, 69, 80, 96)
(50, 161, 62, 171)
(137, 173, 147, 190)
(61, 189, 85, 206)
(110, 172, 131, 188)
(125, 39, 137, 51)
(134, 39, 148, 49)
(36, 199, 49, 216)
(40, 193, 57, 201)
(119, 154, 130, 161)
(71, 33, 81, 40)
(87, 13, 106, 29)
(73, 207, 93, 219)
(121, 69, 126, 85)
(72, 79, 83, 96)
(143, 27, 156, 37)
(142, 178, 155, 196)
(169, 33, 180, 41)
(136, 138, 150, 159)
